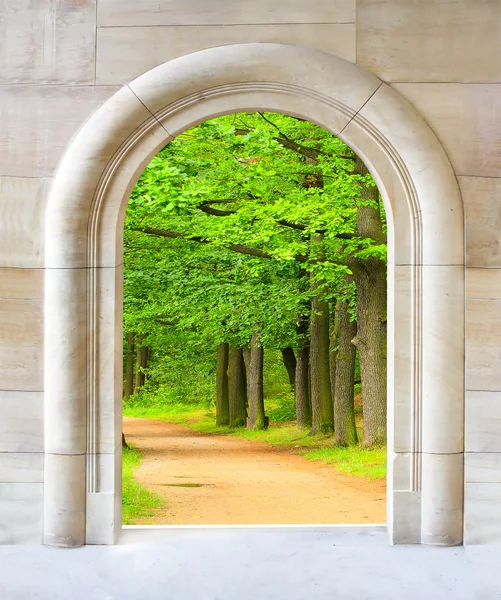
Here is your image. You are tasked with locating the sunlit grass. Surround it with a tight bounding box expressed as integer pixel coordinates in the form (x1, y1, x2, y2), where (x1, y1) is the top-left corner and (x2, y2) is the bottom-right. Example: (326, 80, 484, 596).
(303, 446, 387, 480)
(122, 445, 163, 523)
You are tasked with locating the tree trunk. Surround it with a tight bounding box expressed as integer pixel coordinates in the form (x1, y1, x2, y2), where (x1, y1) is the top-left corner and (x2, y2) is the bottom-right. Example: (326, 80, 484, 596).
(122, 432, 129, 449)
(309, 242, 334, 435)
(333, 299, 358, 445)
(350, 156, 387, 446)
(216, 342, 230, 426)
(134, 334, 143, 392)
(134, 335, 150, 391)
(280, 347, 297, 390)
(245, 332, 266, 430)
(124, 332, 135, 400)
(329, 305, 340, 414)
(295, 346, 311, 429)
(228, 345, 247, 427)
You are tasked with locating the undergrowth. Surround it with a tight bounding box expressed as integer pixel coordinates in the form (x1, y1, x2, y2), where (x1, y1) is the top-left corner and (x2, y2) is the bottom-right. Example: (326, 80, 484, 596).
(122, 445, 163, 523)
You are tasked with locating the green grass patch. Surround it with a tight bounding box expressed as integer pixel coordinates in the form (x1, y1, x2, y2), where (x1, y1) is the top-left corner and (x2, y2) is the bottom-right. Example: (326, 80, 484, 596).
(302, 446, 386, 480)
(122, 445, 164, 524)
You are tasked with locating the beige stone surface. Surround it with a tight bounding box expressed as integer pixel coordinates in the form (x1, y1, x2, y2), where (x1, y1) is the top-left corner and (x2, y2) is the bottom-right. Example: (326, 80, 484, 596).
(465, 453, 501, 483)
(97, 0, 355, 26)
(466, 298, 501, 392)
(357, 0, 501, 83)
(465, 391, 501, 452)
(0, 453, 44, 484)
(0, 391, 43, 453)
(0, 483, 43, 544)
(466, 268, 501, 301)
(0, 300, 43, 392)
(392, 83, 501, 178)
(0, 178, 50, 268)
(0, 85, 120, 178)
(96, 24, 356, 85)
(0, 1, 96, 84)
(0, 269, 44, 300)
(461, 177, 501, 268)
(464, 483, 501, 544)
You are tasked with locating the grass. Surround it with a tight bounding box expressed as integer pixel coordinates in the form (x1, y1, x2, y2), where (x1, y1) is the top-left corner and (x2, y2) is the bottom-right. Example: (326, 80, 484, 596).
(124, 401, 387, 481)
(122, 444, 164, 524)
(302, 446, 387, 480)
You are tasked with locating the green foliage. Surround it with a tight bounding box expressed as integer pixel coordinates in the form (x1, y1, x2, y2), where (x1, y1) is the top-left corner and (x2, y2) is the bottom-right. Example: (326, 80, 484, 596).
(122, 445, 163, 523)
(123, 112, 387, 397)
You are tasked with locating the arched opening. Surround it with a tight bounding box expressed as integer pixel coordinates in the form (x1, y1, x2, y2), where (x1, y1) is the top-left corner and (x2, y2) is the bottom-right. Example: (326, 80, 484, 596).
(43, 43, 465, 547)
(121, 110, 389, 527)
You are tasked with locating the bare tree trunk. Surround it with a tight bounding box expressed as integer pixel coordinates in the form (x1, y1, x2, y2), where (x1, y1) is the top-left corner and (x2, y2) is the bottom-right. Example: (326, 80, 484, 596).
(333, 299, 358, 445)
(350, 156, 387, 446)
(245, 332, 266, 430)
(125, 332, 135, 400)
(216, 342, 229, 426)
(309, 235, 334, 435)
(295, 346, 311, 429)
(280, 347, 296, 390)
(122, 432, 129, 449)
(228, 345, 247, 427)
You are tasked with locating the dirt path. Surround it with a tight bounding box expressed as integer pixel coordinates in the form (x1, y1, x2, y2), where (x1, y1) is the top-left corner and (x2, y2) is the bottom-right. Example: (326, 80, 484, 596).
(123, 417, 386, 525)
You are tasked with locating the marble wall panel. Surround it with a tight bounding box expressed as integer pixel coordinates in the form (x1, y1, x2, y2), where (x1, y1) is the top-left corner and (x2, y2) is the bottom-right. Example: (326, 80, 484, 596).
(392, 83, 501, 178)
(466, 298, 501, 392)
(462, 177, 501, 268)
(0, 1, 96, 84)
(0, 300, 43, 391)
(0, 391, 43, 452)
(0, 269, 44, 300)
(357, 0, 501, 83)
(0, 454, 43, 483)
(0, 85, 120, 178)
(96, 24, 356, 85)
(97, 0, 355, 26)
(0, 483, 43, 544)
(0, 178, 50, 269)
(464, 483, 501, 544)
(466, 269, 501, 301)
(465, 391, 501, 453)
(465, 453, 501, 484)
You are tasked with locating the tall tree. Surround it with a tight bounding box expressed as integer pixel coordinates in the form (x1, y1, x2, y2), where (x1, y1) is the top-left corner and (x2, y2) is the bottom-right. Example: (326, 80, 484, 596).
(228, 345, 247, 427)
(216, 342, 230, 426)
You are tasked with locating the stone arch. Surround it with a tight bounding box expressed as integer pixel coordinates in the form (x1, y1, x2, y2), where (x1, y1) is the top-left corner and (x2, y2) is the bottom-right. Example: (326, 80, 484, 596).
(43, 44, 465, 547)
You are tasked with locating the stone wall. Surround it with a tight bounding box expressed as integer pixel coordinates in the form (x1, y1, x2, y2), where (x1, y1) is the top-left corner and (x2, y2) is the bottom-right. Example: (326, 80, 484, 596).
(0, 0, 499, 545)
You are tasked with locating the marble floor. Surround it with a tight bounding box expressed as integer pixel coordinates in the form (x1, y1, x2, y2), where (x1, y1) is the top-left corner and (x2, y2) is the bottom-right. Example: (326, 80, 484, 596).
(0, 526, 500, 599)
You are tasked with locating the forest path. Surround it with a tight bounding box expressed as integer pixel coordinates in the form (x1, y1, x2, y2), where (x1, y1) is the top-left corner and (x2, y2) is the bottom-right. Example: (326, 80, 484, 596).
(123, 417, 386, 525)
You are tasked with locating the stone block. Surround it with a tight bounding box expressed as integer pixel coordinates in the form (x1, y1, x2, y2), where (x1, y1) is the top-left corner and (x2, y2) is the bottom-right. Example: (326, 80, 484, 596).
(0, 483, 43, 544)
(97, 0, 355, 26)
(357, 0, 501, 83)
(0, 392, 43, 452)
(0, 85, 120, 178)
(466, 298, 501, 391)
(0, 0, 96, 84)
(96, 24, 356, 85)
(0, 177, 50, 268)
(392, 83, 501, 178)
(465, 391, 501, 452)
(0, 300, 43, 392)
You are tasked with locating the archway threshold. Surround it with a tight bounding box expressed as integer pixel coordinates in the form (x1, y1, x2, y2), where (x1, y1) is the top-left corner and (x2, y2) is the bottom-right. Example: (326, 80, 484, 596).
(119, 524, 387, 545)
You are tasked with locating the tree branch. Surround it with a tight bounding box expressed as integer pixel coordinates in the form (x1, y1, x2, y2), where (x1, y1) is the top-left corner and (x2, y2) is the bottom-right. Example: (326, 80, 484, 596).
(132, 226, 308, 263)
(197, 202, 355, 239)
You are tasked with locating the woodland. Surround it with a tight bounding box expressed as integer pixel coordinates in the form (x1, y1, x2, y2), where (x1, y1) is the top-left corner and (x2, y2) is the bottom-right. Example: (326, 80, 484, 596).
(123, 112, 387, 450)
